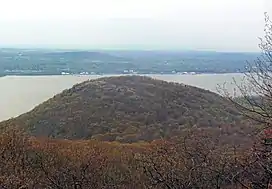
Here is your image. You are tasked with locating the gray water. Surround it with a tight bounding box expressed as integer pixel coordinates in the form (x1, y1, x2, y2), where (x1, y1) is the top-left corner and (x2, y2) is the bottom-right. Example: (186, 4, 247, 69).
(0, 73, 245, 121)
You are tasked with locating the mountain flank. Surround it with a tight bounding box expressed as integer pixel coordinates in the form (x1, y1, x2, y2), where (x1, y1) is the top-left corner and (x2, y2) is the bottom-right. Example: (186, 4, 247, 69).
(1, 76, 244, 142)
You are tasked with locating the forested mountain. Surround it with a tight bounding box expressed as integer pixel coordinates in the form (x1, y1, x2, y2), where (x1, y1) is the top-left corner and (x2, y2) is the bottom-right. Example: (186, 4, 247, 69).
(1, 76, 246, 142)
(0, 75, 269, 189)
(1, 8, 271, 188)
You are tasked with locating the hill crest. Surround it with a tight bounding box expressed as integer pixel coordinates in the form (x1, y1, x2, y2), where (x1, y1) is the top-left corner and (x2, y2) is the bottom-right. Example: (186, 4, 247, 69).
(1, 76, 243, 142)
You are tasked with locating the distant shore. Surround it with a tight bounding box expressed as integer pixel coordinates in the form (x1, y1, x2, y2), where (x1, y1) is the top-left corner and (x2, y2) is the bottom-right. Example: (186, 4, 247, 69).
(0, 72, 245, 77)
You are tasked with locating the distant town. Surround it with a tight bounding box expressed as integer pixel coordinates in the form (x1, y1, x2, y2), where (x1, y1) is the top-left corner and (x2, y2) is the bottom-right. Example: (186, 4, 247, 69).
(0, 48, 259, 76)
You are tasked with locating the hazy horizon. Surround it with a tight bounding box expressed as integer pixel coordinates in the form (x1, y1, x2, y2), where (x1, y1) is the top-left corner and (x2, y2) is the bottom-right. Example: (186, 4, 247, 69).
(0, 45, 263, 53)
(0, 47, 262, 54)
(0, 0, 271, 52)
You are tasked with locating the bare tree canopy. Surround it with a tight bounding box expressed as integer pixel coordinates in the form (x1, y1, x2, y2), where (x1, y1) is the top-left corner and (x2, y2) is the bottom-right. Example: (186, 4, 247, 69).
(220, 13, 272, 132)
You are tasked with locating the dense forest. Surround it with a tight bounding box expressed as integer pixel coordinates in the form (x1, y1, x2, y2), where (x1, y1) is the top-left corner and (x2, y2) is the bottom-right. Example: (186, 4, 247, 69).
(0, 123, 270, 188)
(1, 76, 248, 142)
(0, 74, 270, 188)
(1, 14, 272, 189)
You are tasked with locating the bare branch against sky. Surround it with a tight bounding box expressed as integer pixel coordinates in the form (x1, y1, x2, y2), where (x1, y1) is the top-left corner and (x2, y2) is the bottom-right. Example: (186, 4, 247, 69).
(0, 0, 270, 51)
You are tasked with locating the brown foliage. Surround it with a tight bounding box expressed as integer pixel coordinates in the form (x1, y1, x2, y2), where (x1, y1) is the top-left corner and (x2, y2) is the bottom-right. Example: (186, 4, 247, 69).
(0, 129, 147, 188)
(0, 126, 271, 189)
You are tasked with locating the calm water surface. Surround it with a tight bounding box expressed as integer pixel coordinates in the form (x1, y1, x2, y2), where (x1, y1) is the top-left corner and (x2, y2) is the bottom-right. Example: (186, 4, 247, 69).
(0, 74, 245, 121)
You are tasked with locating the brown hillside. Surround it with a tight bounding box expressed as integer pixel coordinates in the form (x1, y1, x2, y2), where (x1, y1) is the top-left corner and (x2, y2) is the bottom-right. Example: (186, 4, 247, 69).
(1, 76, 244, 142)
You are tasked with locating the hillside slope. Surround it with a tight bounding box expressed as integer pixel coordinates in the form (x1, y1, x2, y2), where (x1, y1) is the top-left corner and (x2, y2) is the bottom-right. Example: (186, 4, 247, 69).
(1, 76, 244, 142)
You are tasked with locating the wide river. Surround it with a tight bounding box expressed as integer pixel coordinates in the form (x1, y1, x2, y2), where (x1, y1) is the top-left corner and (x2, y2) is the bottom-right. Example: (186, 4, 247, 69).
(0, 73, 246, 121)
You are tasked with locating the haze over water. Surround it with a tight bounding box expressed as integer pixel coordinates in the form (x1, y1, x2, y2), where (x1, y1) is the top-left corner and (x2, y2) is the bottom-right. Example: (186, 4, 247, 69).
(0, 73, 244, 121)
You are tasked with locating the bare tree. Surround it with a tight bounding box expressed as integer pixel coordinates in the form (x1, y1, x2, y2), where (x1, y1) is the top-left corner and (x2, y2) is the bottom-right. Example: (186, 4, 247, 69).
(220, 13, 272, 132)
(218, 12, 272, 189)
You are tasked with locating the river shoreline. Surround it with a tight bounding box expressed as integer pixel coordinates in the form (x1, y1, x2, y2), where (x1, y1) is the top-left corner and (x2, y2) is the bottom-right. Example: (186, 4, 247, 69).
(1, 72, 245, 77)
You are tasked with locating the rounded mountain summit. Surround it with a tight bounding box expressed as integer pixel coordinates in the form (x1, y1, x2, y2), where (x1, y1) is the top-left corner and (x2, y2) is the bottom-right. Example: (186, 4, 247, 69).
(1, 76, 242, 142)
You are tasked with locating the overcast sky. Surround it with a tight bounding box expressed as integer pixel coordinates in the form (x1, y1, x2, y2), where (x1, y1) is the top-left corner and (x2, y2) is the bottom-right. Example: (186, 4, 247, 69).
(0, 0, 271, 52)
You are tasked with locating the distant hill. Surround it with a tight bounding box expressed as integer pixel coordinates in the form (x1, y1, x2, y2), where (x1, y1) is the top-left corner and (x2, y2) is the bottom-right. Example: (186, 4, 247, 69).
(0, 49, 259, 75)
(1, 76, 245, 142)
(43, 51, 125, 61)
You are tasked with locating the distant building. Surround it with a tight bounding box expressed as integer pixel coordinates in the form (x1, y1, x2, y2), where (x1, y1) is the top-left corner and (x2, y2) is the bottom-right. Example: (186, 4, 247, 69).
(61, 72, 70, 75)
(79, 72, 89, 75)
